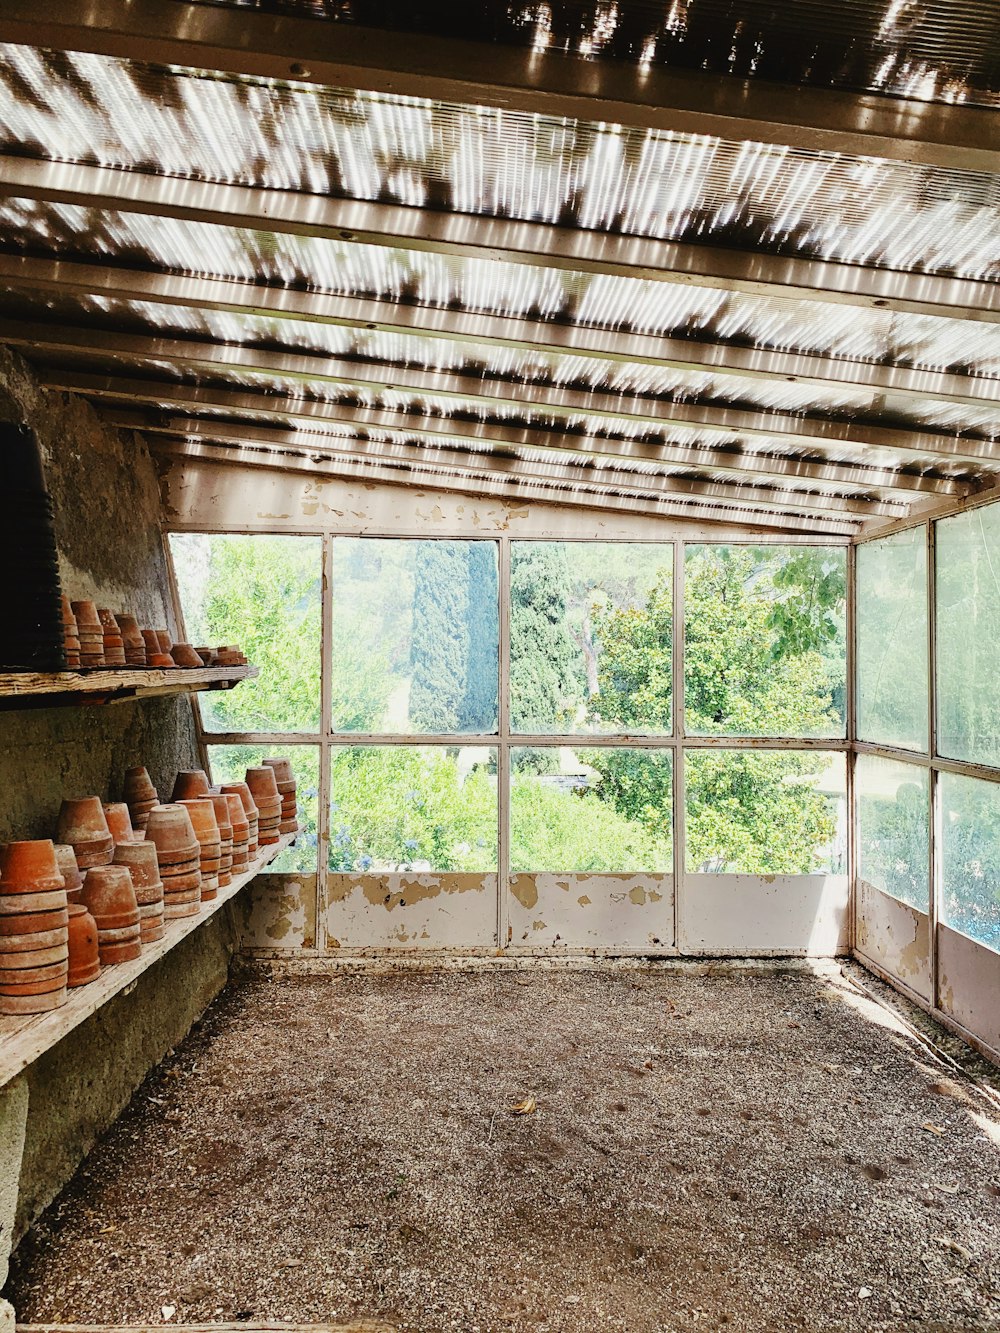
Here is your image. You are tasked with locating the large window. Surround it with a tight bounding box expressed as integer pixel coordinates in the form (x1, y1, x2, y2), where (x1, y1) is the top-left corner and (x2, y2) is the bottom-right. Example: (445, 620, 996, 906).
(170, 533, 850, 890)
(941, 774, 1000, 951)
(856, 530, 928, 752)
(856, 755, 929, 912)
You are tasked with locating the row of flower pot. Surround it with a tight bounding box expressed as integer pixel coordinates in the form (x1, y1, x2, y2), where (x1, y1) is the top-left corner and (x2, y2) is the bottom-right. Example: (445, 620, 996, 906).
(0, 758, 299, 1016)
(62, 598, 248, 671)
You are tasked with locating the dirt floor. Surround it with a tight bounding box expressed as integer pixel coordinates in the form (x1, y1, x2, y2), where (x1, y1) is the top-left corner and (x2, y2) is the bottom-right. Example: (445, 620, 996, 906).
(8, 965, 1000, 1332)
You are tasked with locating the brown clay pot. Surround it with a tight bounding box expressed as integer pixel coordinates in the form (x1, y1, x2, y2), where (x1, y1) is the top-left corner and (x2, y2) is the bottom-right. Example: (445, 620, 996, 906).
(0, 973, 69, 997)
(70, 599, 101, 630)
(221, 782, 259, 820)
(0, 958, 67, 985)
(224, 792, 249, 837)
(123, 765, 158, 801)
(100, 939, 142, 965)
(140, 628, 161, 654)
(113, 840, 162, 887)
(0, 925, 69, 953)
(56, 799, 114, 868)
(0, 943, 69, 968)
(162, 882, 202, 904)
(178, 798, 220, 844)
(171, 643, 204, 668)
(145, 804, 199, 860)
(102, 803, 137, 846)
(0, 907, 68, 936)
(80, 865, 139, 929)
(0, 889, 68, 915)
(54, 844, 84, 897)
(262, 756, 295, 787)
(245, 766, 280, 803)
(67, 903, 100, 987)
(0, 987, 68, 1014)
(148, 652, 176, 668)
(155, 629, 172, 654)
(163, 900, 200, 919)
(0, 840, 65, 894)
(172, 770, 211, 802)
(97, 922, 142, 944)
(161, 869, 202, 894)
(194, 647, 215, 665)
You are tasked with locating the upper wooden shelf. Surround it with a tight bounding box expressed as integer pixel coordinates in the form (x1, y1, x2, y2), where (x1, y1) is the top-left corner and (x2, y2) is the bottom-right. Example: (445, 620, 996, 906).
(0, 664, 258, 710)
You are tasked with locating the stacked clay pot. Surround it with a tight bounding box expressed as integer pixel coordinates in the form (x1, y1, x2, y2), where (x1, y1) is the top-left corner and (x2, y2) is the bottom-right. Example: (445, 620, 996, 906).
(62, 596, 80, 669)
(103, 802, 138, 846)
(117, 615, 147, 667)
(0, 841, 69, 1014)
(263, 757, 300, 834)
(67, 902, 100, 987)
(145, 804, 201, 919)
(245, 767, 281, 845)
(57, 797, 114, 869)
(209, 793, 234, 887)
(123, 765, 158, 834)
(179, 799, 222, 901)
(81, 865, 141, 964)
(54, 843, 84, 905)
(113, 841, 165, 944)
(171, 643, 204, 668)
(72, 600, 105, 668)
(216, 644, 248, 666)
(98, 609, 126, 668)
(224, 791, 250, 873)
(195, 647, 216, 666)
(172, 769, 211, 803)
(222, 782, 259, 859)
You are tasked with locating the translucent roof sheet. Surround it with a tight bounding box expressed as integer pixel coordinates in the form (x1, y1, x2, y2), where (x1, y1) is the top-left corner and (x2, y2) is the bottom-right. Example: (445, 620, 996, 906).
(3, 45, 1000, 279)
(185, 0, 1000, 108)
(4, 197, 1000, 389)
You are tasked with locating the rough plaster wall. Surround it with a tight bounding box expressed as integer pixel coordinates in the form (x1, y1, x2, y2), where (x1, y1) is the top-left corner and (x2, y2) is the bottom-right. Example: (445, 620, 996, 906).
(14, 909, 240, 1244)
(0, 343, 199, 842)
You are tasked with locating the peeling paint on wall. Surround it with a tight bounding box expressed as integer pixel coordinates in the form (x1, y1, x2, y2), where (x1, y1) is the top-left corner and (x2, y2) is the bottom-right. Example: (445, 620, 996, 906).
(508, 874, 673, 950)
(325, 873, 497, 949)
(854, 880, 931, 1001)
(241, 873, 317, 950)
(937, 923, 1000, 1055)
(679, 873, 849, 956)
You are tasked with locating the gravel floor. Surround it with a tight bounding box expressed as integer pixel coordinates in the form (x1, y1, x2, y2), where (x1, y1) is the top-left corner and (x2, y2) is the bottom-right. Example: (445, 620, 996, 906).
(8, 965, 1000, 1332)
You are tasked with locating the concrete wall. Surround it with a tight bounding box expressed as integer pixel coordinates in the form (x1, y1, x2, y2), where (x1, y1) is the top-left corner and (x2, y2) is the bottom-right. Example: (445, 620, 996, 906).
(0, 346, 223, 1292)
(0, 344, 200, 834)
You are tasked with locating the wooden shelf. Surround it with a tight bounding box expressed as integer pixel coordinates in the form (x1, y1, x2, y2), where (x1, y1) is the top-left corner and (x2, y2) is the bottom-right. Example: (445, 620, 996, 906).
(0, 831, 296, 1087)
(0, 664, 258, 710)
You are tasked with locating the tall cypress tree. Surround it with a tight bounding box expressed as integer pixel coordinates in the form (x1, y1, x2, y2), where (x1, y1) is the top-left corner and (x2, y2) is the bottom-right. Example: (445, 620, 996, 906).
(460, 542, 499, 732)
(510, 544, 582, 749)
(409, 541, 468, 732)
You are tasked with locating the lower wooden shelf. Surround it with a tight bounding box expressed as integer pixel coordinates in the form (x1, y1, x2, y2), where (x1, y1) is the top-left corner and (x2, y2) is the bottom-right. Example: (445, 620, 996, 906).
(0, 831, 295, 1087)
(0, 664, 258, 710)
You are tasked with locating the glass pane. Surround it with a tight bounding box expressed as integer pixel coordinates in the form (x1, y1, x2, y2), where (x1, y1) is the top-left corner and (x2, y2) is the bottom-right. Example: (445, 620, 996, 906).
(936, 504, 1000, 768)
(329, 746, 498, 872)
(170, 533, 321, 733)
(206, 744, 319, 873)
(857, 756, 929, 912)
(941, 773, 1000, 952)
(856, 530, 928, 752)
(510, 542, 672, 735)
(510, 747, 673, 873)
(685, 750, 846, 874)
(685, 546, 846, 738)
(331, 539, 498, 734)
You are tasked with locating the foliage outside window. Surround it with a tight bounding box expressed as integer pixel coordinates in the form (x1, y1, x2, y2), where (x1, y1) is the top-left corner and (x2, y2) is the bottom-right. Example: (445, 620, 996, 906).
(684, 751, 846, 875)
(328, 746, 498, 873)
(684, 546, 846, 739)
(856, 530, 928, 752)
(510, 542, 671, 737)
(936, 505, 1000, 770)
(331, 538, 499, 734)
(510, 748, 672, 874)
(206, 744, 319, 874)
(856, 755, 929, 912)
(940, 773, 1000, 953)
(170, 533, 322, 733)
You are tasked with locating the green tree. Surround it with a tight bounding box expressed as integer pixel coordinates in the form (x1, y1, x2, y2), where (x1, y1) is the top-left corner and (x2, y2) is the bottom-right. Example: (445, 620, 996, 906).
(410, 542, 468, 733)
(459, 542, 499, 731)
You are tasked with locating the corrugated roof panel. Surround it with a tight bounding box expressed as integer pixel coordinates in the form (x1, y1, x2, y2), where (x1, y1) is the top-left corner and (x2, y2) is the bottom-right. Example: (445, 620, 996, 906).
(3, 47, 1000, 278)
(178, 0, 1000, 108)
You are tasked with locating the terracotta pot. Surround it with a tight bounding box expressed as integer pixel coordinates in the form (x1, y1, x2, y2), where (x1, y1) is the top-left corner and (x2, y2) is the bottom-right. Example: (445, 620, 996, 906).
(163, 899, 200, 919)
(54, 844, 84, 897)
(161, 869, 202, 894)
(262, 757, 295, 787)
(145, 804, 199, 858)
(155, 629, 172, 654)
(194, 647, 215, 665)
(172, 770, 211, 802)
(0, 987, 67, 1014)
(117, 614, 145, 646)
(113, 840, 161, 885)
(70, 599, 101, 630)
(159, 854, 200, 876)
(171, 642, 204, 668)
(140, 922, 165, 944)
(0, 924, 69, 953)
(221, 781, 259, 819)
(178, 797, 221, 845)
(162, 883, 202, 904)
(67, 903, 100, 986)
(140, 628, 161, 654)
(0, 943, 69, 968)
(80, 865, 139, 928)
(224, 792, 249, 835)
(56, 798, 113, 853)
(208, 793, 233, 840)
(0, 889, 67, 915)
(0, 840, 65, 894)
(0, 906, 68, 936)
(0, 972, 68, 997)
(0, 958, 67, 985)
(123, 765, 158, 798)
(97, 922, 142, 944)
(245, 767, 280, 803)
(100, 939, 142, 965)
(102, 803, 137, 846)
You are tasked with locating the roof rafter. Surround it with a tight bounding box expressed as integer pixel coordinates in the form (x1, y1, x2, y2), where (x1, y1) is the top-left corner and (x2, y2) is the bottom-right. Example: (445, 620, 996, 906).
(2, 157, 998, 325)
(91, 389, 950, 500)
(112, 412, 902, 520)
(0, 0, 996, 173)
